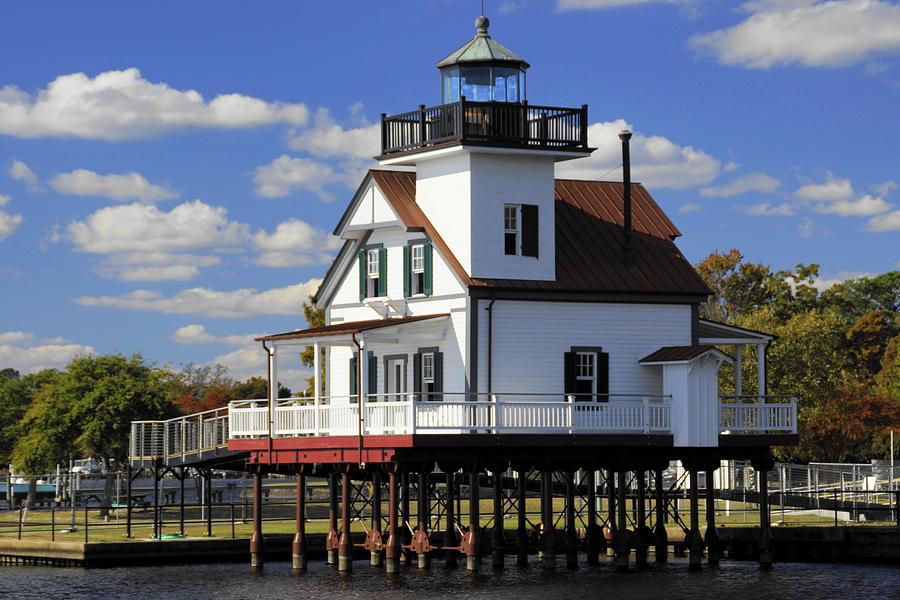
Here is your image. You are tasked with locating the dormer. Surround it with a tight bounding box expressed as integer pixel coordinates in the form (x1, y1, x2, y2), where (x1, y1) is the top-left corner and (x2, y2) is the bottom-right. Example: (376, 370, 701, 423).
(375, 15, 594, 282)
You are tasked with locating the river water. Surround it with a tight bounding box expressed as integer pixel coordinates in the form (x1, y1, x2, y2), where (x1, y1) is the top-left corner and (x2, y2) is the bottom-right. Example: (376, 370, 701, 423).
(1, 558, 898, 600)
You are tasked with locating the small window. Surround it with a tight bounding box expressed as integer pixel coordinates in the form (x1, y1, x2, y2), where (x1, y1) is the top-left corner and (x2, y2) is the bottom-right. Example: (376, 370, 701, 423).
(422, 352, 434, 383)
(575, 351, 597, 400)
(504, 204, 519, 256)
(411, 244, 424, 273)
(367, 249, 380, 278)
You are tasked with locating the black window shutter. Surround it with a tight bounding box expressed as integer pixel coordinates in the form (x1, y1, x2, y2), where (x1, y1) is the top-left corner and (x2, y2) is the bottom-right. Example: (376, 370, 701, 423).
(423, 242, 433, 296)
(349, 356, 357, 402)
(521, 204, 539, 258)
(377, 247, 388, 297)
(413, 353, 422, 400)
(433, 351, 443, 400)
(403, 245, 410, 298)
(598, 352, 610, 399)
(358, 250, 366, 301)
(563, 352, 576, 396)
(368, 352, 377, 402)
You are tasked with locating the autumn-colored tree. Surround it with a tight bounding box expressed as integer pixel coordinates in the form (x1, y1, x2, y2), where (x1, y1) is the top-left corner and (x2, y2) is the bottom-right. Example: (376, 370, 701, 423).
(875, 334, 900, 401)
(845, 311, 898, 381)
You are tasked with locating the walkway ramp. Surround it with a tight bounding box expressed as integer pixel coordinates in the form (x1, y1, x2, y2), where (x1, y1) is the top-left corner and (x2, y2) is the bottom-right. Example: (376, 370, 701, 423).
(129, 407, 246, 470)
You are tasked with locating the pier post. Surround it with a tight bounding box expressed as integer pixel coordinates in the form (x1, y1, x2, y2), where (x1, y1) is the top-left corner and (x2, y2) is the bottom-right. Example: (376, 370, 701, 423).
(564, 470, 578, 570)
(250, 468, 264, 570)
(540, 467, 556, 569)
(370, 470, 384, 567)
(516, 466, 529, 567)
(445, 469, 458, 568)
(753, 457, 775, 569)
(152, 466, 160, 540)
(338, 467, 352, 572)
(654, 467, 668, 563)
(327, 471, 339, 565)
(292, 469, 307, 571)
(465, 466, 480, 571)
(416, 470, 431, 569)
(492, 468, 506, 569)
(385, 468, 401, 574)
(179, 466, 186, 535)
(686, 466, 703, 572)
(125, 465, 133, 538)
(705, 467, 720, 567)
(614, 470, 631, 572)
(585, 469, 600, 566)
(606, 468, 616, 557)
(635, 471, 650, 569)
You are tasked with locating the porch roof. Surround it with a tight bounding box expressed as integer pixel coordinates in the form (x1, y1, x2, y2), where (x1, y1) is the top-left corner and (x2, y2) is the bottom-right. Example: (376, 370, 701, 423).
(255, 314, 450, 343)
(639, 345, 734, 365)
(697, 318, 774, 345)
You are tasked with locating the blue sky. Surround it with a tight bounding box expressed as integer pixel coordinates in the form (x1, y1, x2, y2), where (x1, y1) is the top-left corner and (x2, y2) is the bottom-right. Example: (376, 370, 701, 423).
(1, 0, 898, 388)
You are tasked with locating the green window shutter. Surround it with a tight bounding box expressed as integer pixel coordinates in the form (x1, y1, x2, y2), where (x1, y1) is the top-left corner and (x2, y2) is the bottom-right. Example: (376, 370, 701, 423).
(349, 356, 357, 402)
(413, 353, 422, 400)
(378, 247, 387, 297)
(358, 250, 366, 301)
(423, 242, 433, 296)
(368, 352, 377, 401)
(403, 245, 411, 298)
(433, 351, 443, 399)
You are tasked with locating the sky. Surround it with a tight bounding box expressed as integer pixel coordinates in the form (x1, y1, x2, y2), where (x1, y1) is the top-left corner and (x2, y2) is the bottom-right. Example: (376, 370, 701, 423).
(1, 0, 898, 389)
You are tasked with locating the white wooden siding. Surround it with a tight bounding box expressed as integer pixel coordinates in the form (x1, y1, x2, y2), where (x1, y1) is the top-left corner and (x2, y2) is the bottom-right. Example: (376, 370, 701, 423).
(476, 300, 691, 396)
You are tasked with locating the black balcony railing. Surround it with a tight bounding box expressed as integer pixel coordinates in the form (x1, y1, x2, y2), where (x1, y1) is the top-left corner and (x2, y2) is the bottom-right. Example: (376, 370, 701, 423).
(380, 99, 589, 156)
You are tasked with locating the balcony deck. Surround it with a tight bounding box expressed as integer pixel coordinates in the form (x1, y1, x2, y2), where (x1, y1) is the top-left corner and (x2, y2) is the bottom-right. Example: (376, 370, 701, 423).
(379, 99, 590, 157)
(129, 393, 797, 467)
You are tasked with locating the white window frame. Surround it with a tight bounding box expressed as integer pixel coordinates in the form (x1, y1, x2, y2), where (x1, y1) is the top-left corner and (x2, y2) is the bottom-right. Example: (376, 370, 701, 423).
(575, 351, 597, 396)
(411, 244, 424, 273)
(367, 248, 380, 279)
(504, 204, 520, 256)
(422, 352, 435, 384)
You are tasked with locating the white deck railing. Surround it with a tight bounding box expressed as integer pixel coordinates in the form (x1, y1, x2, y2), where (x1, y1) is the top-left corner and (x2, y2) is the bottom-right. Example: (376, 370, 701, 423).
(719, 395, 798, 434)
(228, 393, 673, 438)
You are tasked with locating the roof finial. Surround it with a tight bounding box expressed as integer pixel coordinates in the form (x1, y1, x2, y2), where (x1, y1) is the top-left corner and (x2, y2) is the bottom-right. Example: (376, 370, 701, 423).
(476, 13, 490, 36)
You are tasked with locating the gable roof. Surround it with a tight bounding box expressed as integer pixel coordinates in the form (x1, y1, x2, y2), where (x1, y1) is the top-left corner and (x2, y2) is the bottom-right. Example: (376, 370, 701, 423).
(366, 169, 710, 298)
(639, 345, 733, 364)
(256, 314, 449, 342)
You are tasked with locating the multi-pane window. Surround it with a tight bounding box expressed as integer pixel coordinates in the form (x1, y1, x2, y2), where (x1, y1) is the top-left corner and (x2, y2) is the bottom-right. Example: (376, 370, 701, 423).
(411, 245, 424, 273)
(422, 352, 434, 383)
(405, 242, 432, 297)
(367, 249, 380, 278)
(574, 351, 597, 400)
(504, 204, 520, 256)
(361, 247, 385, 299)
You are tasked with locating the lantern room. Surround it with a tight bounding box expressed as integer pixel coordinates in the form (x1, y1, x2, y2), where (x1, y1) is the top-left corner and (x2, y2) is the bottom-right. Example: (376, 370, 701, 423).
(437, 15, 529, 104)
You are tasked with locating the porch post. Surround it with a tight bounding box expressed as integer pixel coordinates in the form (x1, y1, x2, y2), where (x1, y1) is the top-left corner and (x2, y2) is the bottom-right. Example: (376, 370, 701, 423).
(268, 344, 278, 439)
(757, 343, 767, 398)
(734, 345, 743, 398)
(313, 342, 321, 437)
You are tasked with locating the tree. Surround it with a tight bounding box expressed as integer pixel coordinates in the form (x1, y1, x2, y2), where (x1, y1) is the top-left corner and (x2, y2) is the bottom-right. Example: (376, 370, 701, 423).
(0, 369, 59, 465)
(820, 271, 900, 323)
(695, 249, 819, 321)
(231, 375, 291, 401)
(168, 363, 234, 414)
(845, 311, 898, 381)
(300, 296, 326, 397)
(875, 334, 900, 401)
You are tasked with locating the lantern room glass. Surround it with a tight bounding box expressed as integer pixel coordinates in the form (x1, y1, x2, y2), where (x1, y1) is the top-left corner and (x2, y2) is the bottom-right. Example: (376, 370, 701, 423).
(441, 65, 526, 104)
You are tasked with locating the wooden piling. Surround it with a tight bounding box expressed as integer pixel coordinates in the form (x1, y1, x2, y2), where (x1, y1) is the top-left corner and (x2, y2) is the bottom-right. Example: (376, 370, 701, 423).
(292, 471, 307, 571)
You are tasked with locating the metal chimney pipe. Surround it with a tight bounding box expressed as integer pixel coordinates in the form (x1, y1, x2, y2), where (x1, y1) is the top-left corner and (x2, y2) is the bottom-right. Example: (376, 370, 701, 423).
(619, 129, 633, 265)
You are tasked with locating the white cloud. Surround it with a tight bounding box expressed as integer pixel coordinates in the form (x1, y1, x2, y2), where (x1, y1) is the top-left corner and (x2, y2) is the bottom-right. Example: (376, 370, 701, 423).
(814, 194, 893, 217)
(870, 180, 897, 197)
(49, 169, 178, 202)
(795, 174, 854, 201)
(678, 203, 702, 213)
(0, 195, 23, 242)
(74, 279, 322, 318)
(0, 331, 93, 373)
(556, 0, 689, 8)
(287, 109, 380, 161)
(700, 172, 781, 197)
(555, 119, 720, 189)
(172, 324, 257, 346)
(0, 68, 309, 140)
(797, 218, 816, 238)
(690, 0, 900, 69)
(252, 218, 340, 267)
(118, 265, 200, 281)
(738, 202, 796, 216)
(867, 209, 900, 231)
(68, 199, 247, 254)
(9, 160, 44, 192)
(253, 155, 347, 201)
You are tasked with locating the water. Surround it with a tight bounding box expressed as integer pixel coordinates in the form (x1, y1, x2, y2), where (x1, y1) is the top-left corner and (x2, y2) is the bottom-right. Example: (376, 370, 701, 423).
(1, 558, 898, 600)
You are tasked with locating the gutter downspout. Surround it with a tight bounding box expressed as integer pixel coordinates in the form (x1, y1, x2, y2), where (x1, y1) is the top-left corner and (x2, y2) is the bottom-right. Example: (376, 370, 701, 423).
(351, 332, 364, 467)
(486, 294, 497, 395)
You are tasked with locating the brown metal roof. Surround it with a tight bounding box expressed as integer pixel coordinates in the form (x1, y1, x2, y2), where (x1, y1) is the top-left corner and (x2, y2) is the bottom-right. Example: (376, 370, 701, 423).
(639, 345, 732, 363)
(256, 314, 449, 342)
(369, 170, 710, 297)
